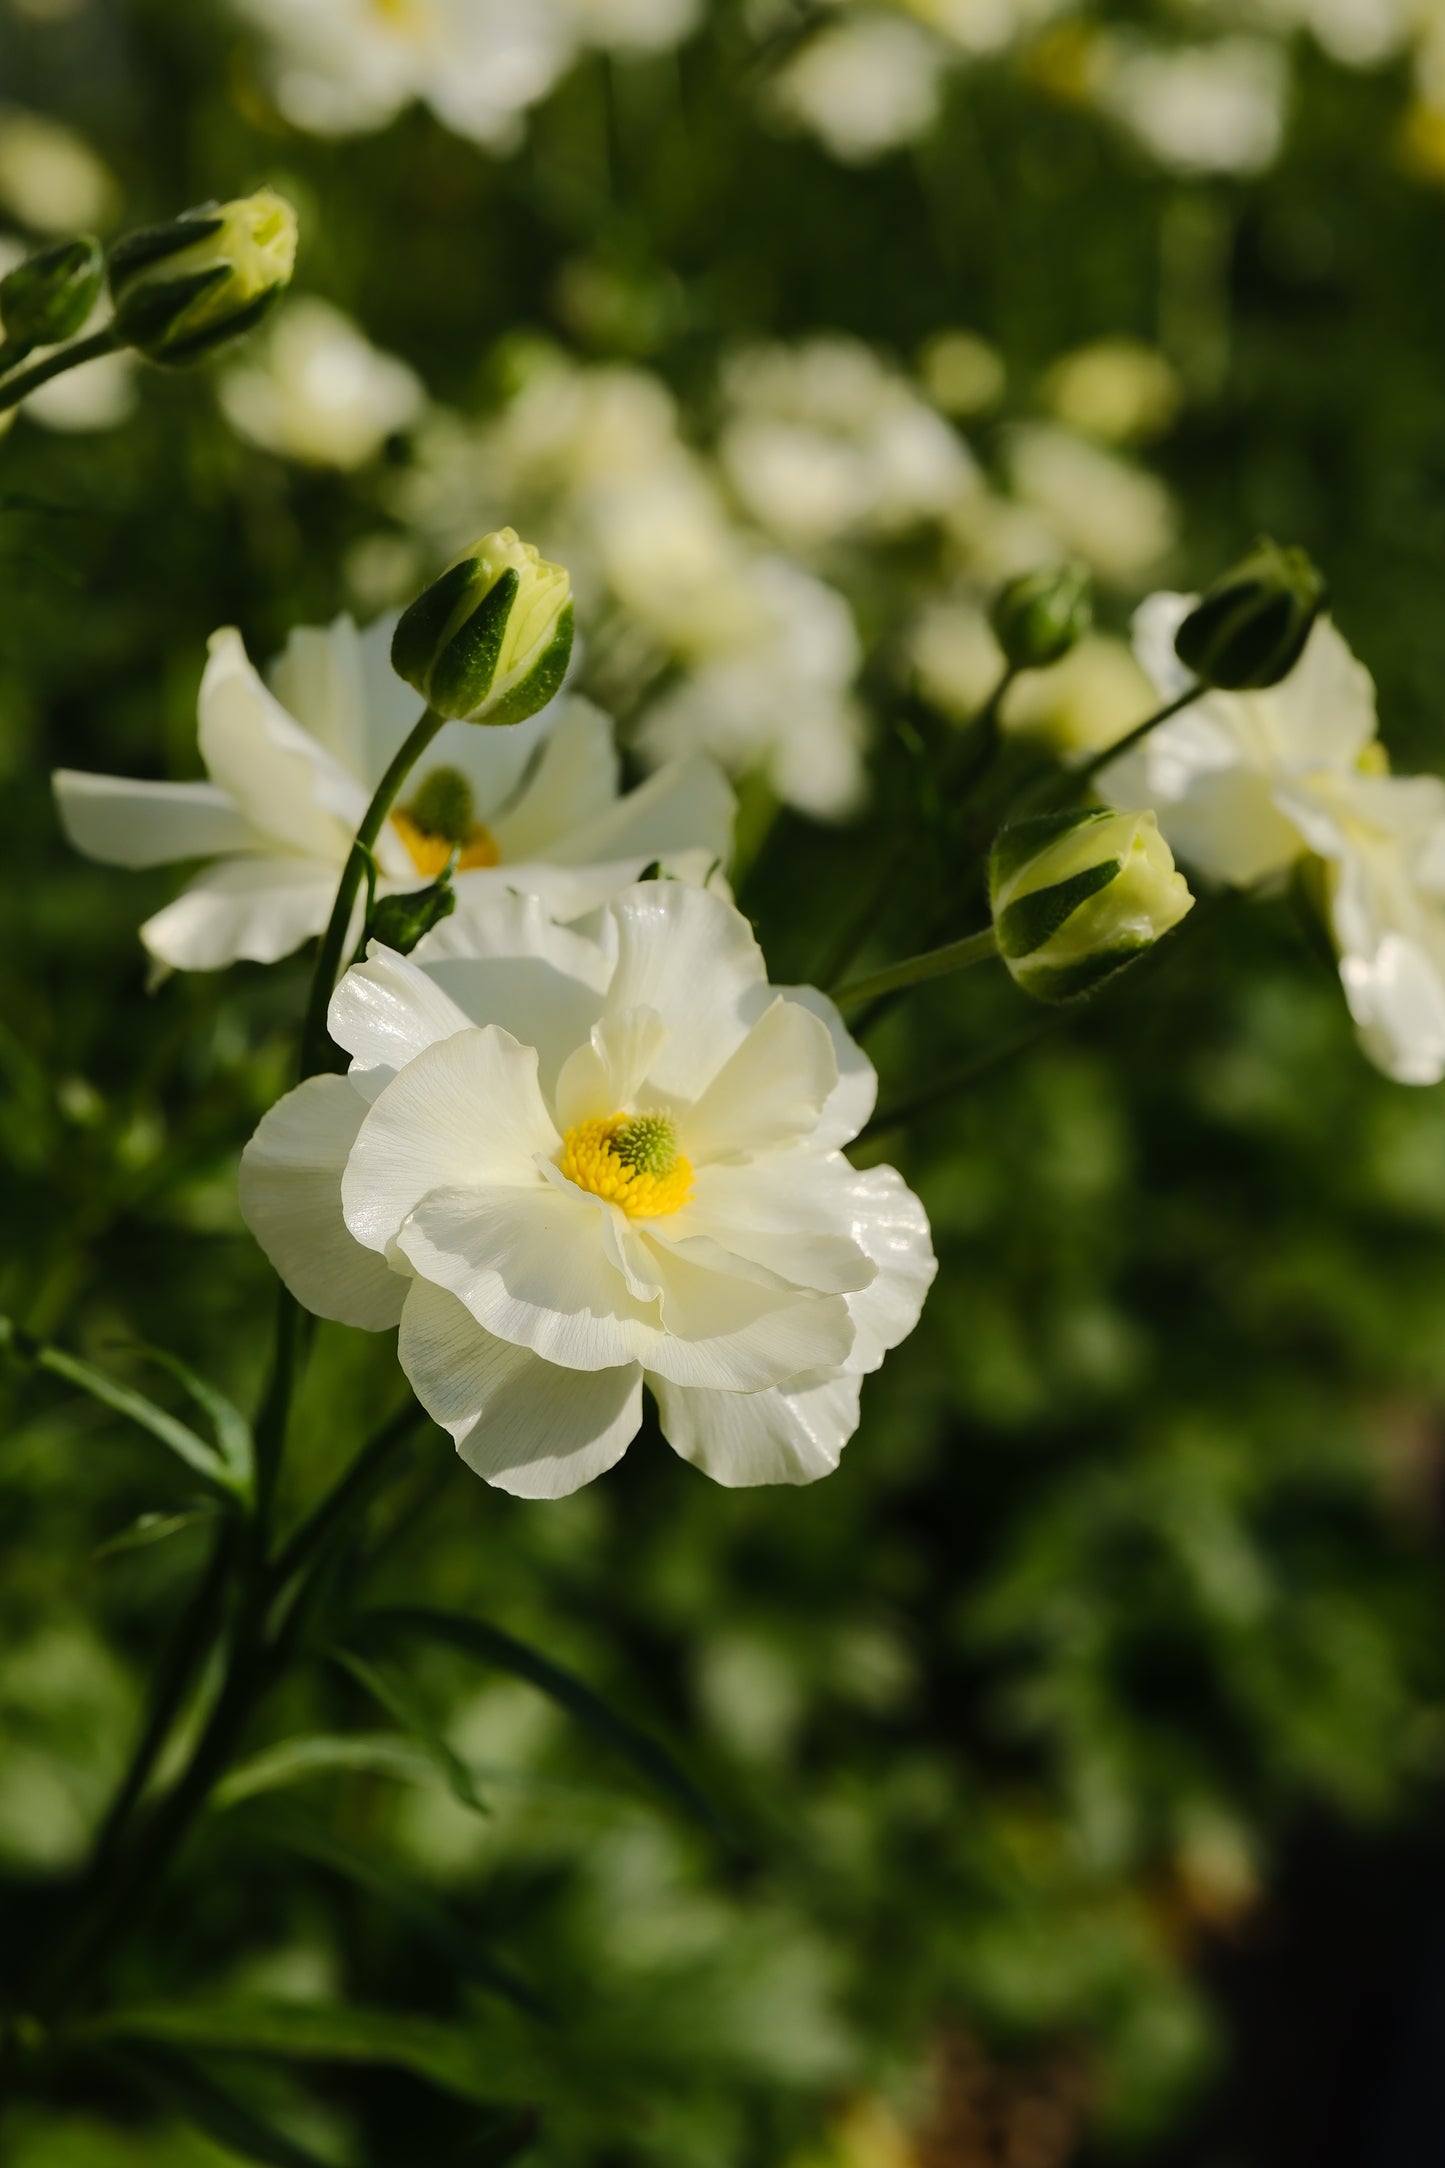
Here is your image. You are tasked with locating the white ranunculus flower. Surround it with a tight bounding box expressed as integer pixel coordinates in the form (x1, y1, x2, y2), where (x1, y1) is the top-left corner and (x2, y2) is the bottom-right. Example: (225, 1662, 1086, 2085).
(1006, 425, 1177, 586)
(239, 883, 936, 1495)
(53, 613, 734, 972)
(1104, 591, 1445, 1083)
(1096, 35, 1289, 177)
(218, 297, 425, 470)
(1103, 590, 1379, 888)
(769, 13, 946, 163)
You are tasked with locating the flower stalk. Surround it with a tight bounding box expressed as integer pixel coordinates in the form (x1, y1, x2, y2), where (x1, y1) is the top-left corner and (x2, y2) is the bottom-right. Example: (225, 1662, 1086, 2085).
(832, 924, 999, 1009)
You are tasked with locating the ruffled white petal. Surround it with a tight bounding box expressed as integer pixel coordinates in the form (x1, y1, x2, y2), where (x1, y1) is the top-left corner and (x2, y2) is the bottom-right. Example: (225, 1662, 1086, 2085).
(328, 943, 477, 1081)
(651, 1369, 862, 1487)
(397, 1180, 856, 1390)
(774, 985, 877, 1149)
(666, 1156, 877, 1296)
(1131, 590, 1196, 702)
(682, 996, 838, 1161)
(266, 614, 374, 781)
(239, 1075, 405, 1330)
(602, 884, 770, 1098)
(1263, 616, 1378, 770)
(553, 1006, 669, 1129)
(513, 745, 735, 872)
(398, 1280, 641, 1498)
(199, 628, 364, 858)
(342, 1027, 560, 1255)
(53, 772, 257, 868)
(140, 854, 337, 970)
(844, 1164, 937, 1374)
(414, 891, 611, 1097)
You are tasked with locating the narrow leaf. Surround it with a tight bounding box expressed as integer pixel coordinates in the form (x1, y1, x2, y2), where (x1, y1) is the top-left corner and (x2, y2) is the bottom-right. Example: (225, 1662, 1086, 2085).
(116, 1340, 255, 1485)
(94, 1503, 220, 1561)
(1, 1315, 245, 1496)
(212, 1732, 433, 1811)
(359, 1607, 720, 1836)
(253, 1810, 548, 2018)
(328, 1646, 488, 1816)
(80, 2000, 540, 2108)
(115, 2044, 336, 2168)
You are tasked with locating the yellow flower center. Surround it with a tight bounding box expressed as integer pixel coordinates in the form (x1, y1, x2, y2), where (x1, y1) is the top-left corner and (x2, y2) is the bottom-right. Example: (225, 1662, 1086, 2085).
(391, 765, 500, 879)
(559, 1112, 693, 1219)
(371, 0, 434, 34)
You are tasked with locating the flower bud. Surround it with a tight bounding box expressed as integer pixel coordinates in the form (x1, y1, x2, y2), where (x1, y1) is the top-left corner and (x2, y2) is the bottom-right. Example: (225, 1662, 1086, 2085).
(1173, 538, 1326, 691)
(391, 527, 574, 724)
(107, 189, 298, 366)
(366, 878, 458, 957)
(0, 235, 103, 353)
(989, 806, 1193, 1003)
(989, 562, 1093, 673)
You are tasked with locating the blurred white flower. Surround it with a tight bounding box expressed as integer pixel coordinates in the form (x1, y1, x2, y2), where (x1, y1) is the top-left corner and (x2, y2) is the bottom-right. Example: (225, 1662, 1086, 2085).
(1245, 0, 1406, 67)
(0, 107, 116, 232)
(239, 882, 935, 1494)
(218, 297, 425, 469)
(54, 613, 734, 971)
(639, 556, 869, 821)
(1097, 36, 1289, 177)
(1042, 338, 1182, 446)
(233, 0, 573, 149)
(770, 12, 946, 162)
(1004, 631, 1156, 757)
(561, 0, 701, 48)
(1102, 592, 1445, 1081)
(918, 327, 1007, 418)
(907, 598, 1005, 722)
(1006, 424, 1177, 585)
(719, 336, 975, 548)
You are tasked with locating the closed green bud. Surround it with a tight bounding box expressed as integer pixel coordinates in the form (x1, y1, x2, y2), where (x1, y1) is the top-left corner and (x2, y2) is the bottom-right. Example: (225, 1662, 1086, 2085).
(989, 561, 1093, 673)
(366, 876, 458, 957)
(989, 806, 1193, 1004)
(0, 235, 103, 353)
(108, 188, 297, 366)
(391, 527, 574, 725)
(1174, 537, 1326, 691)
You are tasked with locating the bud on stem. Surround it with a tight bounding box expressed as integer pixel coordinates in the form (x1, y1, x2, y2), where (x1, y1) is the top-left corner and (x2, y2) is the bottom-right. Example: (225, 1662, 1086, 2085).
(990, 561, 1093, 673)
(1174, 538, 1326, 691)
(0, 235, 103, 355)
(108, 189, 298, 366)
(990, 806, 1193, 1003)
(391, 528, 574, 724)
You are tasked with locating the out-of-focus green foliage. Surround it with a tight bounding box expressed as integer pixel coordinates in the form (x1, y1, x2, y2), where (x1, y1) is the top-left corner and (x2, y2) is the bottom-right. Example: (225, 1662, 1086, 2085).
(3, 4, 1445, 2163)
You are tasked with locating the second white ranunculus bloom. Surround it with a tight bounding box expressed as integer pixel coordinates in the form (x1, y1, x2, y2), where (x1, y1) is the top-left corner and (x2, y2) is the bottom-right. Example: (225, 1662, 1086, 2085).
(53, 612, 733, 972)
(1105, 589, 1445, 1084)
(239, 882, 936, 1496)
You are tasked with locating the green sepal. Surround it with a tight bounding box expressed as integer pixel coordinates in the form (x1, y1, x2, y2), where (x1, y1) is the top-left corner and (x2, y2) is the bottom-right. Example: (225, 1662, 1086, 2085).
(365, 876, 457, 957)
(152, 284, 285, 366)
(0, 235, 103, 348)
(390, 555, 481, 698)
(1016, 941, 1148, 1005)
(428, 566, 520, 718)
(478, 601, 575, 726)
(989, 808, 1105, 895)
(996, 856, 1121, 961)
(107, 208, 225, 291)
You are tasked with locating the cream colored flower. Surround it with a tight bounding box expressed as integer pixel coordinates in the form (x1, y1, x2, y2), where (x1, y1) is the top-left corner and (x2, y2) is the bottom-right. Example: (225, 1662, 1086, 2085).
(219, 297, 424, 469)
(239, 883, 936, 1495)
(769, 13, 946, 162)
(53, 612, 733, 971)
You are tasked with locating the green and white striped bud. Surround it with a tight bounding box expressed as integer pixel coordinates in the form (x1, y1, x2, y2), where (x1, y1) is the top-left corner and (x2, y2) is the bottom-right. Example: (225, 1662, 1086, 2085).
(107, 189, 297, 366)
(1174, 538, 1326, 691)
(989, 806, 1193, 1004)
(391, 527, 574, 725)
(0, 235, 103, 354)
(989, 561, 1093, 673)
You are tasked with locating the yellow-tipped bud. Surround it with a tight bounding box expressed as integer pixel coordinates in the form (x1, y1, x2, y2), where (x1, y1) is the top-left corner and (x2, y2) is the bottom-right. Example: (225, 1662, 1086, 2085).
(391, 527, 574, 725)
(989, 806, 1193, 1004)
(107, 189, 298, 366)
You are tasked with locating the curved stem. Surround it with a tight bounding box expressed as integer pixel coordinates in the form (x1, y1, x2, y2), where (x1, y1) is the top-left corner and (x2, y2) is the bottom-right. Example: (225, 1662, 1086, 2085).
(297, 704, 445, 1080)
(832, 924, 999, 1011)
(268, 1399, 426, 1599)
(1055, 683, 1202, 802)
(0, 326, 119, 414)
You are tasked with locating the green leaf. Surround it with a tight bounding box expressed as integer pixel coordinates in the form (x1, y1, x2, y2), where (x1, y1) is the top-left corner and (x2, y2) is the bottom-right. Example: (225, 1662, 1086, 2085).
(328, 1646, 489, 1817)
(93, 1503, 220, 1561)
(252, 1809, 548, 2019)
(359, 1607, 721, 1837)
(117, 1340, 254, 1486)
(0, 1315, 247, 1497)
(212, 1732, 434, 1811)
(115, 2044, 337, 2168)
(79, 1999, 540, 2108)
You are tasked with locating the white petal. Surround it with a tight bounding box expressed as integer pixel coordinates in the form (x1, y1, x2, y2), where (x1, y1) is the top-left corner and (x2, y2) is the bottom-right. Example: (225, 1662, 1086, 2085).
(651, 1370, 862, 1488)
(353, 613, 433, 781)
(845, 1164, 937, 1374)
(488, 697, 620, 862)
(239, 1075, 406, 1329)
(1131, 590, 1197, 701)
(1262, 615, 1378, 770)
(53, 772, 257, 868)
(681, 996, 838, 1161)
(553, 1006, 669, 1129)
(399, 1181, 855, 1390)
(140, 855, 336, 970)
(602, 883, 769, 1098)
(514, 746, 735, 872)
(199, 627, 364, 857)
(328, 943, 477, 1080)
(773, 985, 877, 1149)
(414, 890, 611, 1098)
(398, 1280, 641, 1498)
(665, 1156, 876, 1296)
(266, 614, 373, 781)
(342, 1027, 560, 1255)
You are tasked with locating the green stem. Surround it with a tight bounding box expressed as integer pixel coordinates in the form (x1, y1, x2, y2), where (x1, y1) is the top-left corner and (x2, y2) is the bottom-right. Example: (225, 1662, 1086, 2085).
(297, 705, 445, 1080)
(832, 925, 999, 1011)
(1057, 683, 1202, 801)
(941, 664, 1017, 800)
(0, 325, 119, 414)
(268, 1400, 427, 1599)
